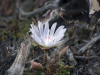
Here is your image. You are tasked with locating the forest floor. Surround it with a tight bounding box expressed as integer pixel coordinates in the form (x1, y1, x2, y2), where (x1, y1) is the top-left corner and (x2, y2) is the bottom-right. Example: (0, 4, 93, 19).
(0, 0, 100, 75)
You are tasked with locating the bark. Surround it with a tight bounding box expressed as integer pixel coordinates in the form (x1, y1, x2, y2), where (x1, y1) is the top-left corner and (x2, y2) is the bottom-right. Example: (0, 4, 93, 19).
(6, 36, 31, 75)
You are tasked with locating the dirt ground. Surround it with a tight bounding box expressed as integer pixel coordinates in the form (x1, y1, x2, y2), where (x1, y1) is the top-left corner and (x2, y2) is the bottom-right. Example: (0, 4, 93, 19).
(0, 0, 100, 75)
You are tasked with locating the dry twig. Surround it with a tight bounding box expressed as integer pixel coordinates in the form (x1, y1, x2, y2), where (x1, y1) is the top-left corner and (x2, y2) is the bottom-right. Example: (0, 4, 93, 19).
(75, 56, 98, 60)
(78, 35, 100, 54)
(19, 4, 58, 17)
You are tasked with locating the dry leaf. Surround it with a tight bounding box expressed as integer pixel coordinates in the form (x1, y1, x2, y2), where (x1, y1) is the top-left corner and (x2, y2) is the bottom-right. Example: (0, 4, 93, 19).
(89, 0, 100, 15)
(59, 46, 69, 58)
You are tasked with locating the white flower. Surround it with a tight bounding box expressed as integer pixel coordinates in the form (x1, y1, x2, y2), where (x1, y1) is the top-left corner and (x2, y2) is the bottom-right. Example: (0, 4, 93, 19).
(30, 21, 66, 48)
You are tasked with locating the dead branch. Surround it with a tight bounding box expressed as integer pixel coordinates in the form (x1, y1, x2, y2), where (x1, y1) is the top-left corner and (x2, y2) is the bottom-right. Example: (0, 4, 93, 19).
(75, 56, 98, 60)
(78, 35, 100, 54)
(39, 9, 58, 25)
(19, 4, 58, 17)
(66, 48, 77, 66)
(6, 36, 31, 75)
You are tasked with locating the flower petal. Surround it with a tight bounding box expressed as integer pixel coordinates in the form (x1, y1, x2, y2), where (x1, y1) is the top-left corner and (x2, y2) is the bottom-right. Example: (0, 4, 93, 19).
(53, 40, 64, 47)
(34, 25, 40, 37)
(47, 41, 55, 47)
(53, 28, 66, 40)
(38, 21, 43, 37)
(50, 22, 57, 37)
(40, 37, 46, 46)
(54, 33, 64, 44)
(30, 28, 34, 35)
(54, 26, 64, 36)
(59, 28, 66, 34)
(31, 32, 41, 45)
(44, 22, 49, 37)
(30, 24, 34, 29)
(30, 24, 34, 34)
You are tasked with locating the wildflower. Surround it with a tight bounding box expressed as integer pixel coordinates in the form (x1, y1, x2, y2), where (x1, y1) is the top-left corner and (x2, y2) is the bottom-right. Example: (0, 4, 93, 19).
(30, 21, 66, 48)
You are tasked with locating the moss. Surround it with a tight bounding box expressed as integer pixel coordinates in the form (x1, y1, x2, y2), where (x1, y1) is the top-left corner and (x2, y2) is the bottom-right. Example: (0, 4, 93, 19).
(22, 24, 30, 34)
(79, 22, 83, 25)
(68, 28, 72, 34)
(80, 28, 83, 32)
(40, 72, 45, 75)
(0, 17, 34, 42)
(0, 31, 10, 42)
(10, 19, 31, 38)
(27, 72, 45, 75)
(59, 63, 73, 75)
(31, 73, 37, 75)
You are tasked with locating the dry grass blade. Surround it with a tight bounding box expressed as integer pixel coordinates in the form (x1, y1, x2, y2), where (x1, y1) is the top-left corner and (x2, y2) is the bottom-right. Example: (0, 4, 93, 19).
(59, 46, 69, 58)
(52, 46, 69, 65)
